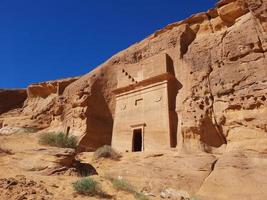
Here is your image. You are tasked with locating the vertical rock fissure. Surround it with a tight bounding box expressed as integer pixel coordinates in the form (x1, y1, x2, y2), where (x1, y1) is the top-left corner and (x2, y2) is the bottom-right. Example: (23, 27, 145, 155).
(206, 56, 227, 145)
(210, 159, 218, 171)
(197, 158, 218, 196)
(257, 36, 266, 57)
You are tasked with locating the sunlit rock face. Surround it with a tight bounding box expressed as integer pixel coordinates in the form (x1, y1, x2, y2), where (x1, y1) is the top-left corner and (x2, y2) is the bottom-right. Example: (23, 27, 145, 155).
(68, 0, 267, 153)
(1, 0, 266, 154)
(0, 1, 267, 199)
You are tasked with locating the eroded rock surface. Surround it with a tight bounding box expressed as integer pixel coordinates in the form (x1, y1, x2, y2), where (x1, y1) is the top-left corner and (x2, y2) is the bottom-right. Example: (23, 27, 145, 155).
(0, 176, 53, 200)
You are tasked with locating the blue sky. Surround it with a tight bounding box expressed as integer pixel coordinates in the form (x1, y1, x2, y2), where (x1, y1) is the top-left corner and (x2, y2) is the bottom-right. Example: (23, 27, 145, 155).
(0, 0, 217, 88)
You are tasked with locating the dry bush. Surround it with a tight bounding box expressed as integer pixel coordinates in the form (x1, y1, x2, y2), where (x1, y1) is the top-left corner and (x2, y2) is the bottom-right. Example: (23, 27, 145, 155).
(110, 177, 149, 200)
(39, 132, 77, 148)
(73, 177, 100, 196)
(93, 145, 121, 160)
(73, 177, 111, 198)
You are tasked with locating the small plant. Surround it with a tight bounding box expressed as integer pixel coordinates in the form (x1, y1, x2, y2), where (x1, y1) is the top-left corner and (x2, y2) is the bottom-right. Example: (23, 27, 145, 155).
(39, 132, 77, 148)
(73, 177, 100, 196)
(93, 145, 121, 160)
(134, 192, 149, 200)
(111, 178, 135, 193)
(110, 177, 149, 200)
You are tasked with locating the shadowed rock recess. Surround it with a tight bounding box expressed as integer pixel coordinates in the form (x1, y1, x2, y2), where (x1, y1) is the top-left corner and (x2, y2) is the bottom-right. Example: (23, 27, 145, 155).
(0, 0, 267, 199)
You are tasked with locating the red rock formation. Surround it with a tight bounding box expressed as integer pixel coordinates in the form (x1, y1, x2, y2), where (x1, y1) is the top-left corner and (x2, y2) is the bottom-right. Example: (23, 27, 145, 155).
(0, 89, 27, 115)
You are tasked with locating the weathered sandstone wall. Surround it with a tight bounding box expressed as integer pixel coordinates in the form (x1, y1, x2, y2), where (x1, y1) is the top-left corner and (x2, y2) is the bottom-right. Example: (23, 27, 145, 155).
(69, 0, 267, 152)
(0, 0, 266, 153)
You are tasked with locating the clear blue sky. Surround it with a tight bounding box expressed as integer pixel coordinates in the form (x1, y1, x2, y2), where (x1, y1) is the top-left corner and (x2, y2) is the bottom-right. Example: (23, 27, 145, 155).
(0, 0, 217, 88)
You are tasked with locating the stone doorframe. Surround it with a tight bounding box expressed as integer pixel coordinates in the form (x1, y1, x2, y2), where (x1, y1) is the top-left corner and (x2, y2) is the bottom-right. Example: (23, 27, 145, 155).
(130, 123, 146, 151)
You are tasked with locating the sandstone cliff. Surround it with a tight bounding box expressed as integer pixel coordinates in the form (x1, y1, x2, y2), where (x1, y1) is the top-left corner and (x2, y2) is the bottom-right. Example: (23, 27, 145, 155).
(0, 0, 267, 199)
(1, 0, 266, 153)
(67, 0, 267, 153)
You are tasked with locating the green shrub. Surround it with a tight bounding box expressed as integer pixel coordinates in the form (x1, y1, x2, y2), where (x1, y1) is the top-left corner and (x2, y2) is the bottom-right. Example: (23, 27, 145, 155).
(93, 145, 121, 160)
(73, 177, 100, 196)
(110, 178, 149, 200)
(134, 192, 149, 200)
(39, 132, 77, 148)
(111, 178, 135, 193)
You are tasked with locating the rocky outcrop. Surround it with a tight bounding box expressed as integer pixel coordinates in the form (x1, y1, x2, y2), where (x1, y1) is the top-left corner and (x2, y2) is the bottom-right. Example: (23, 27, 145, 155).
(27, 77, 79, 98)
(0, 89, 27, 115)
(197, 149, 267, 200)
(179, 0, 267, 153)
(0, 77, 78, 130)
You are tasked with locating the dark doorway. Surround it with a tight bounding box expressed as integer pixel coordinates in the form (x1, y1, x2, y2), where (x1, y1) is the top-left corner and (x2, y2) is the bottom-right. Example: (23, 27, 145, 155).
(132, 129, 142, 152)
(66, 126, 70, 136)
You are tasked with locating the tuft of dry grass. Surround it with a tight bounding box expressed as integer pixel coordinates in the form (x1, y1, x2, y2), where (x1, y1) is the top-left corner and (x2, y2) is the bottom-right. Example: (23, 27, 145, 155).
(109, 177, 149, 200)
(73, 177, 100, 196)
(93, 145, 121, 160)
(111, 178, 135, 193)
(73, 177, 111, 198)
(39, 132, 77, 148)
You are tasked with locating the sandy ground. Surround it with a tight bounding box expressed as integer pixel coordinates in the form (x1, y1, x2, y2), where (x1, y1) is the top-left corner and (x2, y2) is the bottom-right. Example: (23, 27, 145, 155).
(2, 132, 266, 200)
(0, 132, 213, 200)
